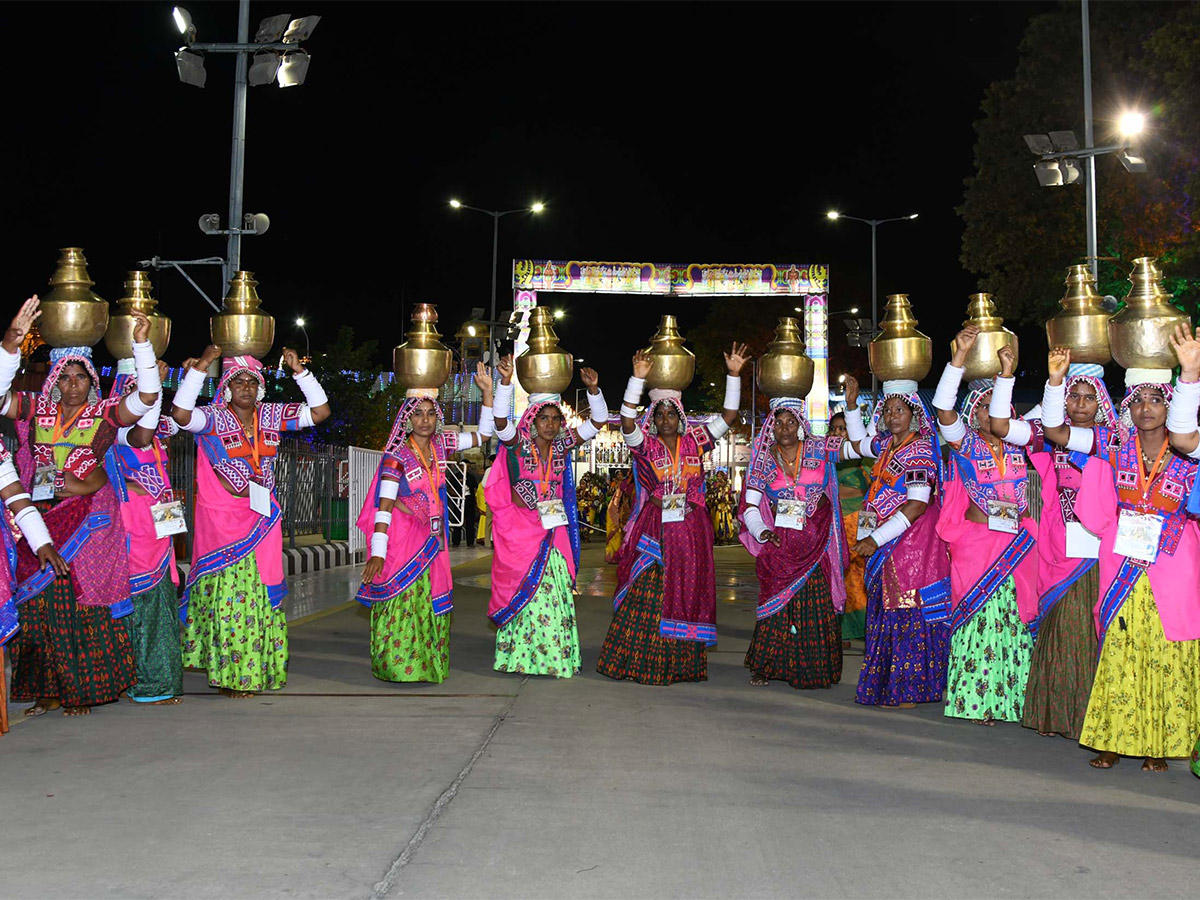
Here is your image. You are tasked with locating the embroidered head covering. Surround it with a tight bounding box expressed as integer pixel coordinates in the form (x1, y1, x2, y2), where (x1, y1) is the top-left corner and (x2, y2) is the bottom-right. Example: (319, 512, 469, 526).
(1119, 370, 1173, 430)
(640, 387, 687, 435)
(215, 355, 265, 406)
(43, 346, 102, 403)
(383, 388, 445, 455)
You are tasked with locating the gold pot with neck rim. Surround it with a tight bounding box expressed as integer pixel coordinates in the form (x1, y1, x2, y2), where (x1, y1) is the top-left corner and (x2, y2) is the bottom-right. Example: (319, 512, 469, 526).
(1108, 257, 1189, 369)
(515, 306, 573, 395)
(757, 317, 814, 398)
(210, 271, 276, 359)
(642, 315, 695, 391)
(1045, 264, 1112, 364)
(393, 303, 453, 389)
(868, 293, 932, 382)
(951, 292, 1019, 381)
(37, 247, 110, 348)
(104, 271, 171, 360)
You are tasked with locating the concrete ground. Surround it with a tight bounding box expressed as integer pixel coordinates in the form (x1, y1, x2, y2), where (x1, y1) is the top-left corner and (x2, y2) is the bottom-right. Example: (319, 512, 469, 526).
(2, 543, 1197, 900)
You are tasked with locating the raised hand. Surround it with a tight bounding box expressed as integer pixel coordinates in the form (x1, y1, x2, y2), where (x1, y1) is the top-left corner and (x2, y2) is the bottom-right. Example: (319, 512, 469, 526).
(4, 296, 41, 353)
(951, 326, 980, 367)
(281, 347, 303, 374)
(580, 366, 599, 391)
(997, 345, 1016, 378)
(131, 311, 151, 345)
(496, 353, 514, 385)
(1169, 323, 1200, 381)
(724, 341, 752, 376)
(1047, 346, 1071, 385)
(844, 374, 859, 409)
(632, 349, 652, 380)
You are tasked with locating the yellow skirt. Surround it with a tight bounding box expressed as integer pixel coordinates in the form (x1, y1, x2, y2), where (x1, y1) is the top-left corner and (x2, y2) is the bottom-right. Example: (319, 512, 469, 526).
(1079, 574, 1200, 758)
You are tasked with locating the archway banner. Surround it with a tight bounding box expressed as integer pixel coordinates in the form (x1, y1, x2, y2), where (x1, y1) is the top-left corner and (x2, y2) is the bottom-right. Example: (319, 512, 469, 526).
(513, 259, 828, 296)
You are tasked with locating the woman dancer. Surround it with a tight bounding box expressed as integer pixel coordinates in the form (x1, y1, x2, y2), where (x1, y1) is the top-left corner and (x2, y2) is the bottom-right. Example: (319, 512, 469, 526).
(596, 343, 747, 685)
(988, 347, 1116, 740)
(933, 330, 1037, 725)
(358, 365, 493, 683)
(846, 376, 952, 708)
(170, 345, 331, 697)
(487, 356, 609, 677)
(7, 306, 160, 716)
(1072, 324, 1200, 772)
(738, 394, 849, 688)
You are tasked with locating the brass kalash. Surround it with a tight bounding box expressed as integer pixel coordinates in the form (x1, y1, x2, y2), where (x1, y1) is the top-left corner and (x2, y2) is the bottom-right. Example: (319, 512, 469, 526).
(210, 271, 276, 359)
(37, 247, 109, 348)
(950, 292, 1018, 381)
(757, 316, 814, 398)
(1044, 264, 1111, 364)
(1108, 257, 1189, 369)
(642, 315, 695, 391)
(393, 303, 453, 389)
(516, 306, 573, 395)
(868, 293, 933, 383)
(104, 271, 171, 359)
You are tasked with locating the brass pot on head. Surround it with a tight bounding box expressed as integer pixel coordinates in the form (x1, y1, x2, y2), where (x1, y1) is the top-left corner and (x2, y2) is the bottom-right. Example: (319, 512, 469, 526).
(642, 315, 695, 391)
(1045, 264, 1112, 364)
(757, 317, 814, 398)
(37, 247, 110, 348)
(104, 271, 171, 360)
(951, 292, 1019, 381)
(515, 306, 573, 394)
(210, 271, 276, 359)
(393, 303, 453, 389)
(1108, 257, 1189, 369)
(868, 293, 933, 382)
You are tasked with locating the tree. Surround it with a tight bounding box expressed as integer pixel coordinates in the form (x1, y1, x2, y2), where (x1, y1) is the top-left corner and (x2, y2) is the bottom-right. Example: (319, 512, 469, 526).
(959, 2, 1200, 323)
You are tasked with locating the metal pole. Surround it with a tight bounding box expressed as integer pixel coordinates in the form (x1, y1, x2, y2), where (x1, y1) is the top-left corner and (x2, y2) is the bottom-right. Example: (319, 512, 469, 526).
(1082, 0, 1099, 281)
(870, 221, 879, 397)
(489, 212, 499, 370)
(225, 0, 250, 290)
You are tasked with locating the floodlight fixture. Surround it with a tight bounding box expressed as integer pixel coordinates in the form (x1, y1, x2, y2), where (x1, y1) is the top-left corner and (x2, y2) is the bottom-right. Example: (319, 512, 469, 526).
(248, 51, 281, 86)
(175, 48, 206, 87)
(173, 6, 196, 41)
(1119, 111, 1145, 138)
(1118, 148, 1148, 174)
(282, 15, 321, 43)
(255, 13, 290, 43)
(1048, 130, 1080, 152)
(531, 202, 545, 213)
(276, 49, 311, 87)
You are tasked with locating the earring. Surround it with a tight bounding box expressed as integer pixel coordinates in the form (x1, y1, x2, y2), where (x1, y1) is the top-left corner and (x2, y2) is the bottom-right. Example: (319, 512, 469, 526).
(50, 386, 62, 404)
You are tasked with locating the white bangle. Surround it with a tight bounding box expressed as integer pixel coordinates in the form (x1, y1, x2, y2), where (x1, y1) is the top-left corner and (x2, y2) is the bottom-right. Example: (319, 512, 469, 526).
(374, 510, 393, 527)
(378, 478, 400, 501)
(587, 389, 609, 426)
(1041, 381, 1066, 429)
(939, 415, 967, 442)
(477, 405, 494, 437)
(173, 367, 207, 411)
(294, 369, 328, 408)
(1166, 379, 1200, 436)
(989, 376, 1015, 419)
(493, 381, 515, 419)
(0, 457, 19, 491)
(132, 340, 161, 394)
(0, 346, 21, 398)
(15, 505, 52, 553)
(370, 531, 389, 559)
(1065, 426, 1096, 453)
(623, 376, 645, 407)
(933, 364, 964, 411)
(722, 374, 741, 412)
(845, 408, 867, 442)
(869, 510, 911, 546)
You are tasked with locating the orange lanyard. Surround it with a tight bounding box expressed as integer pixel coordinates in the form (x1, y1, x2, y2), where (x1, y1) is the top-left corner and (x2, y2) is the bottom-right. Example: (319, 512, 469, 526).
(774, 444, 801, 485)
(1134, 433, 1170, 506)
(663, 435, 684, 493)
(50, 404, 87, 449)
(529, 439, 555, 500)
(866, 432, 916, 506)
(149, 438, 172, 502)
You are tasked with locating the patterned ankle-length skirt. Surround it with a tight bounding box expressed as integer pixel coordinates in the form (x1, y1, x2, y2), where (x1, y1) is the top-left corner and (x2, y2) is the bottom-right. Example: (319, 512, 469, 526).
(1021, 566, 1099, 739)
(370, 570, 450, 683)
(127, 573, 184, 702)
(494, 549, 580, 678)
(855, 587, 949, 706)
(1079, 574, 1200, 759)
(944, 576, 1033, 722)
(745, 567, 842, 688)
(182, 555, 288, 692)
(10, 575, 136, 708)
(596, 562, 707, 685)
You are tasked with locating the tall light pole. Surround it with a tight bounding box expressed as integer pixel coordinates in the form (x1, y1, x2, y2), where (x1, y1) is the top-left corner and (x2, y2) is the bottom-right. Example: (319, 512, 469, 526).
(825, 211, 919, 395)
(449, 200, 545, 368)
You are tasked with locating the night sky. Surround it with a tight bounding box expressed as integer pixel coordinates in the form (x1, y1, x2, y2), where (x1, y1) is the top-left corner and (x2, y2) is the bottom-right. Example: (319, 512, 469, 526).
(4, 0, 1059, 395)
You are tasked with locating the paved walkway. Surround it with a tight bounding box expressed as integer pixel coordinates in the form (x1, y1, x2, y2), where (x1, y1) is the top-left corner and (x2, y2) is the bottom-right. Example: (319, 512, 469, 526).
(2, 544, 1197, 899)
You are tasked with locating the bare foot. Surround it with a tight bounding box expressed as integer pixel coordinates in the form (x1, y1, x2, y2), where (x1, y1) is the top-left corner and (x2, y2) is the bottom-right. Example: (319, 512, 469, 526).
(24, 698, 61, 716)
(1089, 751, 1119, 769)
(63, 706, 91, 716)
(1141, 757, 1168, 772)
(749, 673, 769, 686)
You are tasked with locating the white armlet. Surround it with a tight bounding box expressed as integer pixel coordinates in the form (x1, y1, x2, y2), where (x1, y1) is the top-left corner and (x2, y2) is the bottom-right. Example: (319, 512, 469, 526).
(1041, 381, 1066, 428)
(179, 408, 208, 434)
(0, 458, 19, 490)
(722, 374, 741, 412)
(477, 405, 494, 438)
(933, 364, 965, 411)
(939, 415, 967, 443)
(294, 369, 329, 408)
(1065, 426, 1096, 453)
(989, 376, 1015, 419)
(1005, 419, 1033, 446)
(623, 376, 645, 407)
(173, 367, 207, 411)
(370, 532, 389, 559)
(869, 510, 911, 546)
(707, 417, 730, 440)
(14, 505, 52, 551)
(624, 424, 645, 447)
(845, 408, 867, 442)
(1166, 380, 1200, 436)
(905, 484, 932, 504)
(378, 478, 400, 501)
